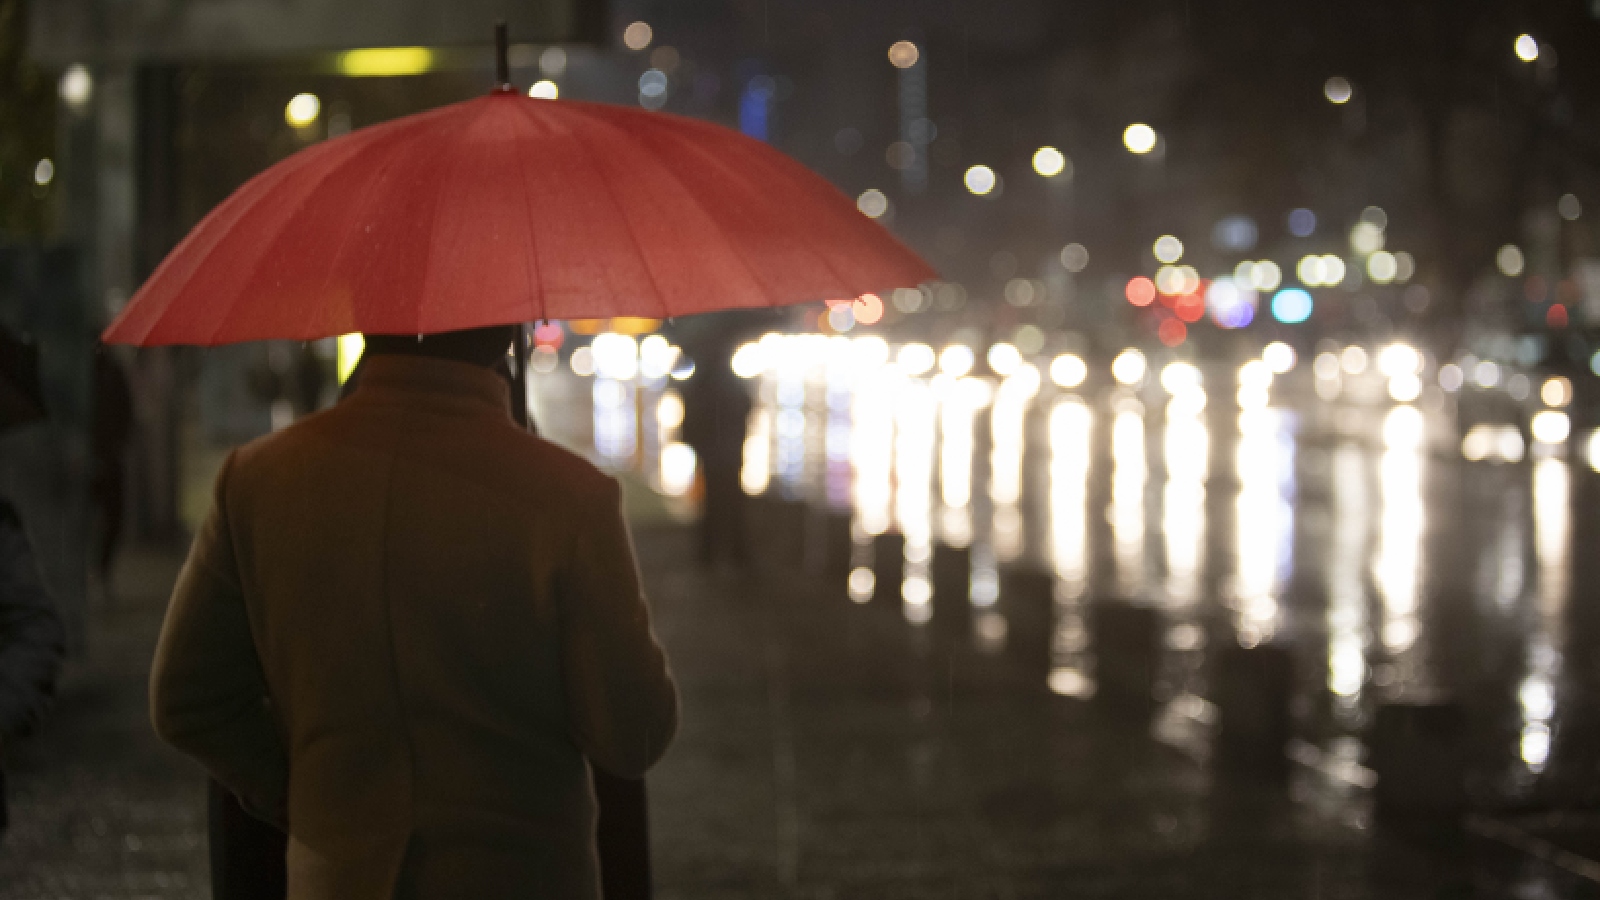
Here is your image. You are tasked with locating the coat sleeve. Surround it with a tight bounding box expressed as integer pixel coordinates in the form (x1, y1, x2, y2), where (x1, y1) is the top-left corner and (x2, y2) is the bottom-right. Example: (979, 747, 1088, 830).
(0, 502, 65, 741)
(149, 452, 288, 829)
(559, 477, 679, 778)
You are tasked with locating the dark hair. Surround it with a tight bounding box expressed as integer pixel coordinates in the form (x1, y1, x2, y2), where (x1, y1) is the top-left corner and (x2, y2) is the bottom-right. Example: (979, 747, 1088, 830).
(362, 325, 519, 369)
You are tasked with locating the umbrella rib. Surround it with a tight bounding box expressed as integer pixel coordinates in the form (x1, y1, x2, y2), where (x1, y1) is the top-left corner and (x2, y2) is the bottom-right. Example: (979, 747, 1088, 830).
(620, 115, 801, 312)
(199, 126, 419, 345)
(314, 122, 437, 336)
(414, 112, 482, 334)
(676, 125, 858, 306)
(509, 107, 547, 324)
(135, 155, 306, 345)
(563, 116, 678, 320)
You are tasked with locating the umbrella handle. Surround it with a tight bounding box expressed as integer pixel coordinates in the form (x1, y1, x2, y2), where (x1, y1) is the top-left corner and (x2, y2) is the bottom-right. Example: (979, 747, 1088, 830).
(512, 322, 538, 436)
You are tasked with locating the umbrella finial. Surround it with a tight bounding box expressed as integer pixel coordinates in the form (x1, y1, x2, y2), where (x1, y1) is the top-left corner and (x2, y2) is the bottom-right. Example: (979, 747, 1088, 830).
(494, 21, 512, 92)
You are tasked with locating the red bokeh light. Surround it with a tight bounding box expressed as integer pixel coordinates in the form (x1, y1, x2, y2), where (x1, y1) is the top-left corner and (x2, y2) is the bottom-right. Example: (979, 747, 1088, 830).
(1547, 303, 1569, 328)
(854, 292, 885, 325)
(1126, 276, 1156, 307)
(1157, 319, 1187, 346)
(1174, 294, 1205, 322)
(533, 321, 564, 349)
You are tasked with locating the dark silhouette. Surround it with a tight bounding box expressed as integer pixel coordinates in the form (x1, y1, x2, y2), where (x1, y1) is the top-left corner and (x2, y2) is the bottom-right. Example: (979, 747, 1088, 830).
(679, 340, 752, 568)
(0, 498, 65, 836)
(159, 324, 678, 898)
(90, 351, 134, 590)
(0, 326, 64, 835)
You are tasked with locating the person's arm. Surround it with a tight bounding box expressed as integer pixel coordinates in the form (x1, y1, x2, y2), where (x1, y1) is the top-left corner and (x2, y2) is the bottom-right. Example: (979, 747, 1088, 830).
(560, 477, 679, 777)
(0, 503, 65, 745)
(149, 453, 288, 828)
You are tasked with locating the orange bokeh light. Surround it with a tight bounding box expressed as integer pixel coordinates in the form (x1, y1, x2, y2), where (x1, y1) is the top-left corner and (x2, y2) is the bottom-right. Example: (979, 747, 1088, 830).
(1157, 318, 1187, 346)
(1174, 293, 1205, 323)
(854, 292, 885, 325)
(1547, 303, 1568, 328)
(1126, 276, 1156, 307)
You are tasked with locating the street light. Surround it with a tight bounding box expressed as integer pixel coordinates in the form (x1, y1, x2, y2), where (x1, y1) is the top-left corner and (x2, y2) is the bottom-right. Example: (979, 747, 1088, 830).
(1514, 34, 1539, 62)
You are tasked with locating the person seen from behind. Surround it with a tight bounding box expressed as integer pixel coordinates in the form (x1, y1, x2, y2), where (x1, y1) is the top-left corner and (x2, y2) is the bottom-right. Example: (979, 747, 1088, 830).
(679, 336, 752, 569)
(149, 325, 679, 898)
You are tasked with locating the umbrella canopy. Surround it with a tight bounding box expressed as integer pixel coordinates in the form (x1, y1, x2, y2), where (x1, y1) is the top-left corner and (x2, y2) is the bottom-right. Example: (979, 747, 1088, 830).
(103, 91, 935, 347)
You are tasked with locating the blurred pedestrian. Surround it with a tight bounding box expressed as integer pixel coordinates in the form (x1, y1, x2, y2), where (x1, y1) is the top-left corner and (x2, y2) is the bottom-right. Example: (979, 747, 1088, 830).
(0, 498, 65, 837)
(152, 326, 678, 899)
(680, 339, 752, 569)
(0, 326, 65, 836)
(90, 350, 133, 598)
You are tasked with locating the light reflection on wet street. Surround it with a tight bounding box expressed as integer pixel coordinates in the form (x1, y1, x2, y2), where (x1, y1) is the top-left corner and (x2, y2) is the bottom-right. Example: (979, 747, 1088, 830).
(545, 333, 1600, 895)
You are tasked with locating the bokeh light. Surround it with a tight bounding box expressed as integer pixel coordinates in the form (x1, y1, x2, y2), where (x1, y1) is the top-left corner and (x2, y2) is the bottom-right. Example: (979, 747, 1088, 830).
(1287, 208, 1317, 237)
(826, 304, 856, 332)
(1378, 344, 1422, 377)
(540, 47, 568, 76)
(1032, 146, 1067, 177)
(1515, 34, 1539, 62)
(59, 64, 92, 109)
(1532, 411, 1570, 445)
(1342, 346, 1369, 375)
(285, 93, 321, 127)
(1271, 288, 1313, 324)
(1324, 76, 1352, 104)
(1297, 255, 1347, 287)
(1263, 342, 1297, 374)
(624, 21, 654, 50)
(898, 342, 936, 375)
(1153, 235, 1184, 263)
(1051, 353, 1088, 388)
(1367, 251, 1398, 283)
(1206, 277, 1257, 329)
(939, 344, 975, 377)
(1125, 276, 1156, 307)
(1123, 124, 1157, 154)
(987, 342, 1023, 376)
(730, 342, 764, 379)
(888, 40, 921, 68)
(854, 292, 885, 325)
(1112, 349, 1147, 385)
(1349, 222, 1384, 254)
(1060, 243, 1090, 272)
(528, 80, 559, 100)
(1543, 377, 1572, 407)
(857, 189, 888, 218)
(1497, 244, 1525, 277)
(1157, 319, 1187, 347)
(964, 165, 997, 195)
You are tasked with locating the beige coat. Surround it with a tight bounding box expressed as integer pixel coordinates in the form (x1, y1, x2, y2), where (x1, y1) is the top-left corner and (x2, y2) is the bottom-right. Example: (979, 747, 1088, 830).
(150, 355, 678, 899)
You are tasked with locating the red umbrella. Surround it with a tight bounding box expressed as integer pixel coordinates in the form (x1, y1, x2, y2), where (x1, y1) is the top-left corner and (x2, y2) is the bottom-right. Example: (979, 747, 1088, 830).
(102, 56, 933, 347)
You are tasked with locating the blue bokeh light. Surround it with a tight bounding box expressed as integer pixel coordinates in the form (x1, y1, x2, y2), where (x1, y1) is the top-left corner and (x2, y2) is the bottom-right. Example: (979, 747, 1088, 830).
(1287, 208, 1317, 238)
(1271, 288, 1314, 324)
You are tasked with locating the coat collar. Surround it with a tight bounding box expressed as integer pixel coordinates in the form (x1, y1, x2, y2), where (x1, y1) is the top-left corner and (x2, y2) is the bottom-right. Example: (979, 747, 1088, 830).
(354, 354, 512, 419)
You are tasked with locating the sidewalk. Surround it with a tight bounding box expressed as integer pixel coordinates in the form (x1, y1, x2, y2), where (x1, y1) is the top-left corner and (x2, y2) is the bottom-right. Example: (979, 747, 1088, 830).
(0, 525, 1593, 898)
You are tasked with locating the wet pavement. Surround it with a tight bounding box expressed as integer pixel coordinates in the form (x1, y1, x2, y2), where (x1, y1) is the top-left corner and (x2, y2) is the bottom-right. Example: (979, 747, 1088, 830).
(2, 512, 1599, 897)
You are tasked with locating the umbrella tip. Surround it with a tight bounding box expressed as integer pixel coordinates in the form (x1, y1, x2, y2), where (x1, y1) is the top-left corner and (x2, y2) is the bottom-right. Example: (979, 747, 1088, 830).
(494, 21, 512, 92)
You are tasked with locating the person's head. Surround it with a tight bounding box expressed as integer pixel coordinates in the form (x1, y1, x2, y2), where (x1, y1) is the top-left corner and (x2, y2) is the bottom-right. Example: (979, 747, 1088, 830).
(362, 324, 518, 369)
